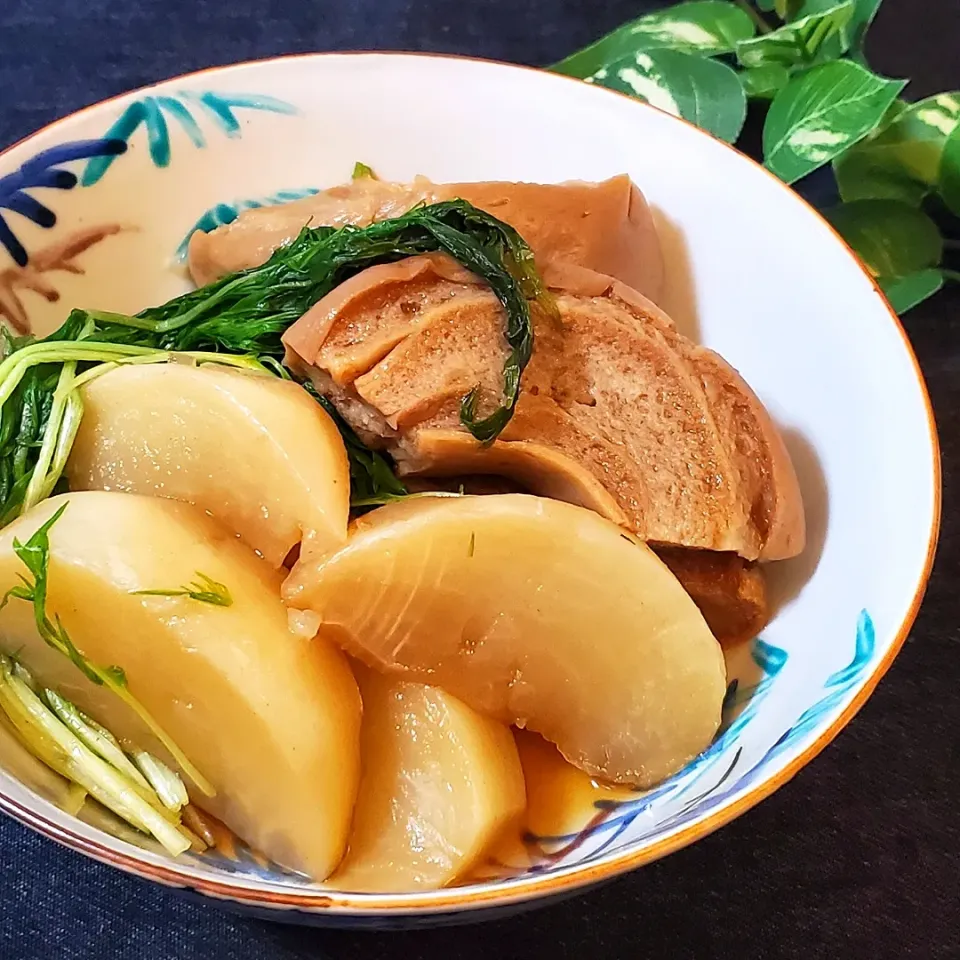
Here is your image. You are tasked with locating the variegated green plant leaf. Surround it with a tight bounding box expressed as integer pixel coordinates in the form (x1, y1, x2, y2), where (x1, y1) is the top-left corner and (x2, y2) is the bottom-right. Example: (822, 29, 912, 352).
(847, 0, 883, 51)
(552, 1, 755, 79)
(589, 48, 747, 143)
(834, 93, 960, 205)
(938, 123, 960, 216)
(736, 2, 855, 69)
(793, 0, 840, 12)
(796, 0, 881, 46)
(879, 269, 945, 314)
(826, 199, 943, 278)
(776, 0, 807, 18)
(740, 64, 791, 100)
(763, 61, 905, 183)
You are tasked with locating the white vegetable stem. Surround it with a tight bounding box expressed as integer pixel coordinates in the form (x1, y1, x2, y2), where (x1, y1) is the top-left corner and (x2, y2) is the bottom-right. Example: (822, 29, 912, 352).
(0, 655, 192, 856)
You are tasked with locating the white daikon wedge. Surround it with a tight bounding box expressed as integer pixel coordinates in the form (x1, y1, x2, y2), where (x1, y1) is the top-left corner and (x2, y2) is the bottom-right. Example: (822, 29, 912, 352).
(0, 492, 361, 878)
(331, 665, 526, 892)
(65, 362, 349, 566)
(284, 494, 726, 788)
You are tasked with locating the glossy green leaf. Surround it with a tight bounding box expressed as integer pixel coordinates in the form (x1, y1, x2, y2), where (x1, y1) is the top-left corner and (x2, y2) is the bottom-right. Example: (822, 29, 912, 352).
(590, 48, 747, 143)
(938, 124, 960, 215)
(797, 0, 881, 49)
(834, 93, 960, 205)
(740, 64, 791, 99)
(825, 200, 943, 278)
(848, 0, 883, 49)
(879, 269, 944, 314)
(736, 2, 855, 69)
(552, 1, 755, 78)
(795, 0, 845, 12)
(832, 149, 928, 206)
(776, 0, 807, 18)
(763, 61, 905, 183)
(757, 0, 777, 11)
(878, 99, 909, 127)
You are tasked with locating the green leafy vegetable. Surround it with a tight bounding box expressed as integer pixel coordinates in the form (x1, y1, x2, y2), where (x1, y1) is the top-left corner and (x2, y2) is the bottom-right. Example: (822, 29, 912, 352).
(834, 93, 960, 205)
(0, 201, 541, 528)
(0, 654, 194, 855)
(132, 572, 233, 607)
(0, 503, 214, 795)
(939, 124, 960, 216)
(352, 161, 377, 180)
(552, 0, 756, 77)
(762, 61, 905, 183)
(739, 63, 790, 99)
(880, 270, 945, 314)
(825, 199, 943, 277)
(65, 201, 546, 443)
(0, 336, 270, 527)
(590, 48, 747, 142)
(43, 689, 150, 788)
(130, 749, 189, 812)
(736, 2, 855, 69)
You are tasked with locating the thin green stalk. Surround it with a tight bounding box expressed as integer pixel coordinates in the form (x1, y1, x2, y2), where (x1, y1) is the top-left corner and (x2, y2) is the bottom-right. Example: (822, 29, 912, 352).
(734, 0, 774, 33)
(22, 362, 77, 513)
(0, 656, 191, 855)
(1, 505, 216, 797)
(43, 391, 84, 503)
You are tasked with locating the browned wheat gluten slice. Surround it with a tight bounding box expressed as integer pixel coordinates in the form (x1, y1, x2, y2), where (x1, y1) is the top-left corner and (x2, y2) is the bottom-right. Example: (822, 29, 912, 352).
(283, 255, 804, 563)
(188, 175, 663, 300)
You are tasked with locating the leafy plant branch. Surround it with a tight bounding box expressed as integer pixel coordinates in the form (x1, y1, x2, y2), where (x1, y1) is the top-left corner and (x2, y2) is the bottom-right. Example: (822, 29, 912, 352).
(553, 0, 958, 313)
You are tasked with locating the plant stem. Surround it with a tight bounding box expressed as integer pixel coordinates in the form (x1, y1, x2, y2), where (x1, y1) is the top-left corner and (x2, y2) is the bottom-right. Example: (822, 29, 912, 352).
(734, 0, 774, 34)
(941, 269, 960, 283)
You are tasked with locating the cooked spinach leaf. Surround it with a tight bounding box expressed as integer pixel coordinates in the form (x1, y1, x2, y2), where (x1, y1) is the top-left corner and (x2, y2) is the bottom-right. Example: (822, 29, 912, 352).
(63, 200, 547, 444)
(352, 161, 377, 179)
(0, 201, 539, 527)
(132, 572, 233, 607)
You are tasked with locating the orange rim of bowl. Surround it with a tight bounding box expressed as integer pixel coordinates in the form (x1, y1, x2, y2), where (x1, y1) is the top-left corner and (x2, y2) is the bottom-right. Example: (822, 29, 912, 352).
(0, 52, 942, 916)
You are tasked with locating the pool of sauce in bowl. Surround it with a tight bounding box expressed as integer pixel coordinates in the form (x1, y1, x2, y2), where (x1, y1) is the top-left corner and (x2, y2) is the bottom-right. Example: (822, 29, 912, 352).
(469, 641, 751, 882)
(469, 729, 637, 881)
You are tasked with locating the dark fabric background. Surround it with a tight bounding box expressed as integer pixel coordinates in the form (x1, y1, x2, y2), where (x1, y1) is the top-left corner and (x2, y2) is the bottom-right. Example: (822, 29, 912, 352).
(0, 2, 958, 957)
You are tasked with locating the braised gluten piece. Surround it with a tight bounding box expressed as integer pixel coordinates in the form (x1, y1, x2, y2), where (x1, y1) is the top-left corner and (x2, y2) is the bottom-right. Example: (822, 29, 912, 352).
(189, 173, 804, 645)
(188, 174, 664, 300)
(280, 247, 804, 642)
(283, 254, 804, 558)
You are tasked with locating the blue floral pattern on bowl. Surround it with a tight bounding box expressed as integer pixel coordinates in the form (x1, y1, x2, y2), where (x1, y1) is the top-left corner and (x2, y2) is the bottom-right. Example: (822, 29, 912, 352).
(173, 187, 320, 262)
(0, 88, 300, 334)
(0, 140, 126, 266)
(82, 92, 298, 186)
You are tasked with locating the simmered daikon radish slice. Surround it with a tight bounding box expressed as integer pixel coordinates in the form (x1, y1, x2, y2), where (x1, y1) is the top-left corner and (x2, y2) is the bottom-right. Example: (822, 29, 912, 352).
(284, 494, 726, 788)
(66, 363, 349, 567)
(331, 666, 526, 892)
(0, 492, 360, 878)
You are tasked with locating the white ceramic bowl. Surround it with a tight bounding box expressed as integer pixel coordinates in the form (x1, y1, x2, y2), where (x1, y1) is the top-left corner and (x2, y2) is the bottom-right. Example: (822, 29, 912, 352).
(0, 53, 939, 927)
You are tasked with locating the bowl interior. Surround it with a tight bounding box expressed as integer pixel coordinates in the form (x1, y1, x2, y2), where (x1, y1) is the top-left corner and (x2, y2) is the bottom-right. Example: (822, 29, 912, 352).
(0, 53, 938, 917)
